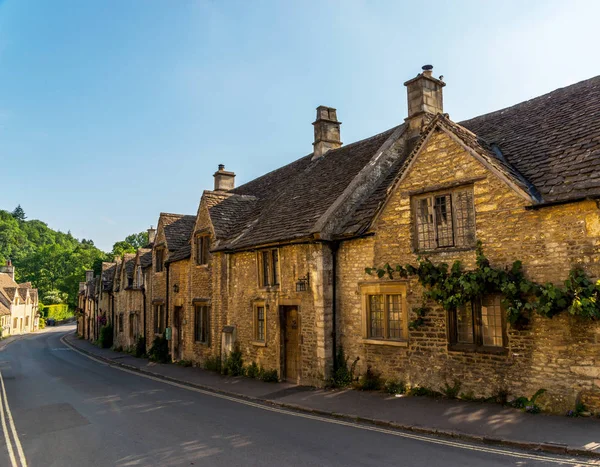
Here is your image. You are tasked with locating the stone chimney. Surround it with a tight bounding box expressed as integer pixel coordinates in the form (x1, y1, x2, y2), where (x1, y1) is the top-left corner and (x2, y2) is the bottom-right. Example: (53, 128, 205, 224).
(85, 270, 94, 283)
(404, 65, 445, 139)
(312, 106, 342, 160)
(213, 164, 235, 191)
(0, 259, 14, 280)
(79, 282, 85, 293)
(147, 226, 156, 245)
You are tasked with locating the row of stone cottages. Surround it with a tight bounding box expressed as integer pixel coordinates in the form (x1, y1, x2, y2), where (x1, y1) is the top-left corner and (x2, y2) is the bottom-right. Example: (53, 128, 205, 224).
(78, 66, 600, 413)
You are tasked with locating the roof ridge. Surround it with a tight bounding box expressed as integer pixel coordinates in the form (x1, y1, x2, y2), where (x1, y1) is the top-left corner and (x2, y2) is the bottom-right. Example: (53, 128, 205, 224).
(460, 75, 600, 126)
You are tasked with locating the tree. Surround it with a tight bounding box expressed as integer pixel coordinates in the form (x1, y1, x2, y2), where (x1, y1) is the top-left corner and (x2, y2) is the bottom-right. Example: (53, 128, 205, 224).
(110, 231, 149, 258)
(11, 205, 26, 222)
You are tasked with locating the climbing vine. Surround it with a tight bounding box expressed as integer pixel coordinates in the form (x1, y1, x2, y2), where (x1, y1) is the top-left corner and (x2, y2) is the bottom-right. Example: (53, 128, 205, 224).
(365, 241, 600, 325)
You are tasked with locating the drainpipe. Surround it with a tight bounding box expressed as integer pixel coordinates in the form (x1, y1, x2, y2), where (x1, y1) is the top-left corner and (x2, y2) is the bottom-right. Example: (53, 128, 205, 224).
(165, 262, 170, 334)
(331, 241, 339, 371)
(142, 285, 147, 342)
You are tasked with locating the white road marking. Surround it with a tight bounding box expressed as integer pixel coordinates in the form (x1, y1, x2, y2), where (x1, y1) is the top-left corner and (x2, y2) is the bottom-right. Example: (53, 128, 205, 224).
(0, 370, 27, 467)
(61, 335, 599, 466)
(0, 369, 18, 467)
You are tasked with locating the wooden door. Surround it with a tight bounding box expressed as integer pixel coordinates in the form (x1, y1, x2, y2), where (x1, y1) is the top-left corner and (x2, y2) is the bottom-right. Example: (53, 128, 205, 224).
(284, 307, 300, 382)
(173, 307, 183, 360)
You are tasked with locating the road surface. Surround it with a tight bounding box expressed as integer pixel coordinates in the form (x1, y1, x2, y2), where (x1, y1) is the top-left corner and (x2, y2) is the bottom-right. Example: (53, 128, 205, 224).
(0, 327, 592, 466)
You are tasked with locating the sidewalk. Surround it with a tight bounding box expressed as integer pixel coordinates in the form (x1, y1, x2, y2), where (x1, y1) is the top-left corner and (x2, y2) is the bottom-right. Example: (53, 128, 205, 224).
(64, 332, 600, 458)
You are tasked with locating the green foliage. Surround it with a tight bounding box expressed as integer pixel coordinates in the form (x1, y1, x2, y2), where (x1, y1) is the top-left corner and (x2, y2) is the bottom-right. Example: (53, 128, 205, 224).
(0, 208, 107, 309)
(98, 324, 114, 349)
(366, 241, 600, 325)
(41, 304, 73, 321)
(409, 307, 428, 330)
(408, 386, 443, 398)
(567, 401, 587, 417)
(384, 379, 406, 395)
(442, 379, 462, 399)
(511, 388, 546, 414)
(176, 359, 193, 367)
(204, 355, 222, 372)
(38, 317, 46, 329)
(355, 365, 382, 391)
(329, 346, 359, 388)
(11, 205, 26, 222)
(258, 368, 278, 382)
(246, 361, 260, 378)
(148, 336, 170, 363)
(134, 336, 146, 358)
(110, 231, 149, 259)
(223, 348, 244, 376)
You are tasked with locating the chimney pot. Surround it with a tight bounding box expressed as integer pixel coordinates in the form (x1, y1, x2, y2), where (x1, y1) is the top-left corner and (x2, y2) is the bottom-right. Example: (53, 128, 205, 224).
(147, 226, 156, 245)
(213, 164, 235, 191)
(312, 106, 342, 160)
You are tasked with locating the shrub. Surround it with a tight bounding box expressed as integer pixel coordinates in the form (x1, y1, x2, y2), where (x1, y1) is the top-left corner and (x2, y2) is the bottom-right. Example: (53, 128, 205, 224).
(176, 360, 193, 367)
(511, 388, 546, 414)
(204, 355, 222, 372)
(148, 336, 170, 363)
(134, 336, 146, 358)
(258, 368, 278, 382)
(442, 379, 462, 399)
(409, 386, 442, 398)
(246, 362, 260, 379)
(329, 346, 358, 388)
(223, 348, 244, 376)
(384, 379, 406, 395)
(98, 324, 113, 349)
(38, 317, 46, 329)
(355, 365, 382, 391)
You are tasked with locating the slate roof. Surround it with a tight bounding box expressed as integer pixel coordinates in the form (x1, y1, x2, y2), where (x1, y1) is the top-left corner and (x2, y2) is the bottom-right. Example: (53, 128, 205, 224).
(212, 127, 398, 250)
(138, 249, 153, 269)
(461, 76, 600, 203)
(161, 214, 196, 252)
(201, 75, 600, 250)
(102, 262, 116, 292)
(166, 244, 191, 264)
(123, 253, 136, 279)
(17, 288, 28, 301)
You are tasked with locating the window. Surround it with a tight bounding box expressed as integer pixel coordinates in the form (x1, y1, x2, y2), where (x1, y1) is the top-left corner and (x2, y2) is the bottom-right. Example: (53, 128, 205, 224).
(449, 295, 506, 350)
(414, 188, 475, 250)
(13, 318, 17, 329)
(25, 316, 29, 327)
(196, 235, 211, 266)
(254, 304, 266, 342)
(153, 304, 165, 334)
(118, 313, 124, 333)
(194, 304, 209, 344)
(257, 249, 279, 287)
(361, 283, 408, 343)
(127, 276, 133, 288)
(155, 248, 164, 272)
(136, 266, 143, 288)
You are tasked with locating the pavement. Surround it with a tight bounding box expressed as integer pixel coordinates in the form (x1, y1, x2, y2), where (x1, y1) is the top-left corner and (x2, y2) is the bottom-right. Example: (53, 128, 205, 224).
(62, 329, 600, 460)
(2, 326, 588, 466)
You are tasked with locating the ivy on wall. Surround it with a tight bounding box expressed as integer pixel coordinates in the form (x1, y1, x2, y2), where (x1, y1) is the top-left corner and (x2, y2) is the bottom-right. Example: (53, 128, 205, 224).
(365, 242, 600, 326)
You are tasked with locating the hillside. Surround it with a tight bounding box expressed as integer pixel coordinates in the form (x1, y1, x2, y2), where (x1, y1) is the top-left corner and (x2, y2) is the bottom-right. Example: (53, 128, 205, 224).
(0, 206, 107, 308)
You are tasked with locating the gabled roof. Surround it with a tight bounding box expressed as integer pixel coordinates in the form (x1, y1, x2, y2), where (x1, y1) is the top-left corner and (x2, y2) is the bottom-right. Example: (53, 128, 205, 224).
(137, 248, 153, 269)
(17, 288, 28, 301)
(158, 213, 196, 252)
(102, 262, 116, 292)
(461, 76, 600, 203)
(166, 244, 191, 264)
(212, 126, 399, 250)
(123, 253, 136, 279)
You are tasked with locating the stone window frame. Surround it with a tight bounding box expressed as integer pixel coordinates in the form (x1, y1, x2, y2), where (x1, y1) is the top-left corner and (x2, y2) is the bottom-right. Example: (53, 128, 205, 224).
(195, 233, 211, 266)
(155, 247, 165, 273)
(256, 249, 280, 289)
(360, 282, 409, 347)
(448, 294, 508, 354)
(153, 303, 165, 335)
(253, 301, 267, 346)
(411, 184, 477, 252)
(193, 300, 210, 345)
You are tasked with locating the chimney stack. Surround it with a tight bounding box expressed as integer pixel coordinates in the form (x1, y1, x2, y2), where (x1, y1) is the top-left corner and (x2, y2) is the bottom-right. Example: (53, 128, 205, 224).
(0, 259, 14, 280)
(213, 164, 236, 191)
(404, 65, 445, 139)
(147, 226, 156, 245)
(85, 270, 94, 283)
(312, 106, 342, 160)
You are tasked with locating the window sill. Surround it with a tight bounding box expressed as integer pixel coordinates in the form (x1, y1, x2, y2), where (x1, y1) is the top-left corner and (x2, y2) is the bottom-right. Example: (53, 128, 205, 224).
(448, 344, 508, 355)
(415, 246, 477, 255)
(362, 338, 408, 347)
(194, 340, 210, 346)
(195, 264, 209, 269)
(252, 341, 267, 347)
(258, 286, 280, 292)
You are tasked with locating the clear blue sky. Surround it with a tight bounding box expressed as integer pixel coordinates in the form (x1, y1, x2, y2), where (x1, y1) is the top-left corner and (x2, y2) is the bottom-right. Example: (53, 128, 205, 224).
(1, 0, 599, 251)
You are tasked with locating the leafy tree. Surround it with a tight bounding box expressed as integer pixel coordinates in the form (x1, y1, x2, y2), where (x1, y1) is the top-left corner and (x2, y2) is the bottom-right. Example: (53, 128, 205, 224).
(11, 205, 26, 222)
(110, 231, 149, 258)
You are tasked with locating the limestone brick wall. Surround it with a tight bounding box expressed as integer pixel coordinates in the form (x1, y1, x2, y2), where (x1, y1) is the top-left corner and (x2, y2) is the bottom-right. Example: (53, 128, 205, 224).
(337, 129, 600, 412)
(149, 226, 168, 348)
(167, 259, 193, 360)
(113, 288, 144, 349)
(222, 243, 333, 385)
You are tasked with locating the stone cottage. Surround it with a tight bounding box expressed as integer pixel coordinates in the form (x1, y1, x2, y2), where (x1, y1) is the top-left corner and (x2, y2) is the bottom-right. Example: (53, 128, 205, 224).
(0, 260, 39, 336)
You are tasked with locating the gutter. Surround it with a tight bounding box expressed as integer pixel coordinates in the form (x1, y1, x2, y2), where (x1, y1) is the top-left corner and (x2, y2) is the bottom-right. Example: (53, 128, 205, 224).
(525, 195, 600, 210)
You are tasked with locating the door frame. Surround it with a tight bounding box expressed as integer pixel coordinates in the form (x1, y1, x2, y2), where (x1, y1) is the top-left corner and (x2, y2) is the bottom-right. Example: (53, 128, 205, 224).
(279, 305, 301, 383)
(173, 306, 183, 361)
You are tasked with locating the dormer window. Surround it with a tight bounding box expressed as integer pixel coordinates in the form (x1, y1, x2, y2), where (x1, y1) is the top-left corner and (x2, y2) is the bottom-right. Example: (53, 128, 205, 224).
(196, 234, 210, 266)
(127, 276, 133, 288)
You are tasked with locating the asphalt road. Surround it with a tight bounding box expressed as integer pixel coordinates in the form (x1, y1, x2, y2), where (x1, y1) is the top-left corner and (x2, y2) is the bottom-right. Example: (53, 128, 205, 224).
(0, 327, 592, 467)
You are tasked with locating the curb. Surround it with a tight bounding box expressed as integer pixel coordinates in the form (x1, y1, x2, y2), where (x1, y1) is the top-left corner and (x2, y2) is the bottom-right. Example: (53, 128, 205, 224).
(62, 332, 600, 461)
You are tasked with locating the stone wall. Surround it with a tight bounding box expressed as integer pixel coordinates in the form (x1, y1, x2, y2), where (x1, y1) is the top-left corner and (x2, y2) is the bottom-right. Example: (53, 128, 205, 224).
(337, 129, 600, 412)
